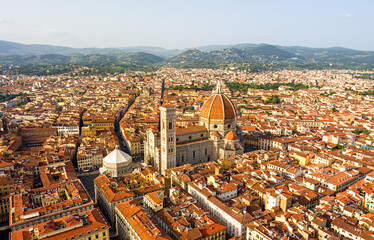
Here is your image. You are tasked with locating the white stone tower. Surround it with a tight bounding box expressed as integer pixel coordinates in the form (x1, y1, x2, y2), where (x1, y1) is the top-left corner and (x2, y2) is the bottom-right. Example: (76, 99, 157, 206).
(160, 104, 176, 174)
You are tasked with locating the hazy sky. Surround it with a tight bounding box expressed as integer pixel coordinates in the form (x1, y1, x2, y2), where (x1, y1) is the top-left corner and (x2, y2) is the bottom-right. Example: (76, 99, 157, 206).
(0, 0, 373, 50)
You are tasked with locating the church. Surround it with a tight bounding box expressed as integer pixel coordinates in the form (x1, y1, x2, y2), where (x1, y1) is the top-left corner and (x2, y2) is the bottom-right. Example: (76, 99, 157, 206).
(99, 146, 133, 177)
(144, 82, 243, 173)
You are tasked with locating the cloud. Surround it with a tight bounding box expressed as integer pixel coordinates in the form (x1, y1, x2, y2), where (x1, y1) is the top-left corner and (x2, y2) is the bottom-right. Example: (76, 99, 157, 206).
(0, 17, 6, 25)
(0, 17, 11, 25)
(340, 14, 354, 18)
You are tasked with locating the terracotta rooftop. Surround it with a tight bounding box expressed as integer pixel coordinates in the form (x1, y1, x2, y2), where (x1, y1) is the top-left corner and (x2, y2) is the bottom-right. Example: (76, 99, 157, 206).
(116, 199, 172, 240)
(200, 93, 236, 120)
(10, 208, 109, 240)
(224, 131, 239, 141)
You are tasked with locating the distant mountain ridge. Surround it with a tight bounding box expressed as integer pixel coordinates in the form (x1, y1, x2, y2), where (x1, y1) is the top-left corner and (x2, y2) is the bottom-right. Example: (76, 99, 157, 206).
(0, 52, 165, 65)
(0, 40, 181, 58)
(1, 40, 374, 69)
(165, 45, 303, 68)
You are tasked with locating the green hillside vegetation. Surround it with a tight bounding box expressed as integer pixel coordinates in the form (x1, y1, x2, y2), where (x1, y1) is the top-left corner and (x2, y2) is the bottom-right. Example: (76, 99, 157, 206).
(226, 81, 313, 93)
(166, 84, 214, 91)
(1, 41, 374, 75)
(0, 52, 163, 75)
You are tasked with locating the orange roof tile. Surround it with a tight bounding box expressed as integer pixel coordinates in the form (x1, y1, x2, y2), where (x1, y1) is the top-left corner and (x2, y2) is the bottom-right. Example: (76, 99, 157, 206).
(224, 131, 239, 141)
(201, 94, 236, 120)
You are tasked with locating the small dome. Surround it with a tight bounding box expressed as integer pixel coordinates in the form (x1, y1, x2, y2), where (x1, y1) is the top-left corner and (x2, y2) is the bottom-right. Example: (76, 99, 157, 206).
(210, 131, 221, 137)
(224, 131, 239, 141)
(200, 93, 236, 120)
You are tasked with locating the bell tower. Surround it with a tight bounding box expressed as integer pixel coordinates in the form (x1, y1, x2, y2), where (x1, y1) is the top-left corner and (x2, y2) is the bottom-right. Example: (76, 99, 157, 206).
(160, 104, 176, 174)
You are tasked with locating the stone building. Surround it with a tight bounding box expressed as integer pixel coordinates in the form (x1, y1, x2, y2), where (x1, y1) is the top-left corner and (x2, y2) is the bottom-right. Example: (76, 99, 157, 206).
(145, 83, 243, 173)
(99, 147, 133, 177)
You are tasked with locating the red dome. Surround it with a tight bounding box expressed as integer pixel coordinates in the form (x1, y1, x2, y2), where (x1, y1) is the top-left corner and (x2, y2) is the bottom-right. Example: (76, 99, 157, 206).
(200, 94, 236, 120)
(224, 131, 239, 141)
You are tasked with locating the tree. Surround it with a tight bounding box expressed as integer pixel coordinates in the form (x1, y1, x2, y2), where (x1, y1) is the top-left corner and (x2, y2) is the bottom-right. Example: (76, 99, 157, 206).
(353, 128, 370, 135)
(237, 105, 247, 112)
(331, 144, 345, 151)
(265, 95, 281, 104)
(183, 106, 195, 113)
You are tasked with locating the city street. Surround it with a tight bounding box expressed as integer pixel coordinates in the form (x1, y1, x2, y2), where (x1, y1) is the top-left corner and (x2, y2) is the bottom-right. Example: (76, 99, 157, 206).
(78, 170, 100, 200)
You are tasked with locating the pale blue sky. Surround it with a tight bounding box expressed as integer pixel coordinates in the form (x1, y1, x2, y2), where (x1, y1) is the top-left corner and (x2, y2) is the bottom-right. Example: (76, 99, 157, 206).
(0, 0, 373, 50)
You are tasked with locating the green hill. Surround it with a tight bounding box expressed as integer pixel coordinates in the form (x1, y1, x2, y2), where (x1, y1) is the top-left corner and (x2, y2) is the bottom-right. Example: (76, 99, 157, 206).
(1, 40, 374, 75)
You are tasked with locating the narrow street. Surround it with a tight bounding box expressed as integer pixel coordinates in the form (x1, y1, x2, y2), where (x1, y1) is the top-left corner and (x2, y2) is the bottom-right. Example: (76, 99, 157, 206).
(78, 93, 139, 201)
(114, 93, 138, 155)
(78, 170, 99, 200)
